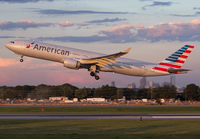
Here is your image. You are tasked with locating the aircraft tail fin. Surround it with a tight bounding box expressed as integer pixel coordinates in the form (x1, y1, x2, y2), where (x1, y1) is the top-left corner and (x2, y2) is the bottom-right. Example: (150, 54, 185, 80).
(152, 45, 195, 73)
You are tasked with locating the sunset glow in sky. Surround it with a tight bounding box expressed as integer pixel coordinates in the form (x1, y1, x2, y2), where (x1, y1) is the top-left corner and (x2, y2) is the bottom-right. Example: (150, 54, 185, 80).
(0, 0, 200, 88)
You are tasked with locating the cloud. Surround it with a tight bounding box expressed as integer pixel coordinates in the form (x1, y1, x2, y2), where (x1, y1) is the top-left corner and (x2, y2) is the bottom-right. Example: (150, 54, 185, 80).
(99, 24, 143, 36)
(86, 18, 127, 23)
(37, 24, 144, 43)
(170, 11, 200, 17)
(138, 0, 153, 1)
(58, 18, 126, 28)
(0, 20, 55, 30)
(76, 23, 91, 26)
(170, 14, 196, 17)
(38, 35, 107, 43)
(38, 19, 200, 43)
(142, 1, 174, 10)
(0, 58, 60, 69)
(137, 19, 200, 42)
(193, 7, 200, 10)
(0, 58, 18, 67)
(37, 9, 129, 15)
(171, 6, 200, 17)
(0, 0, 53, 3)
(100, 19, 200, 42)
(59, 21, 91, 27)
(59, 21, 74, 27)
(0, 19, 127, 31)
(0, 36, 16, 38)
(148, 1, 173, 6)
(195, 12, 200, 15)
(99, 24, 144, 43)
(0, 58, 95, 86)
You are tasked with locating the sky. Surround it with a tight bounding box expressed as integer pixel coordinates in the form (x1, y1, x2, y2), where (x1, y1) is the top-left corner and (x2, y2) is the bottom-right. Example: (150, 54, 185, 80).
(0, 0, 200, 88)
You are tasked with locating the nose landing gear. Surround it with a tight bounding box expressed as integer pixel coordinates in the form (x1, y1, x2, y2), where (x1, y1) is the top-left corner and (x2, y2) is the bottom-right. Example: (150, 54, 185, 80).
(20, 55, 23, 62)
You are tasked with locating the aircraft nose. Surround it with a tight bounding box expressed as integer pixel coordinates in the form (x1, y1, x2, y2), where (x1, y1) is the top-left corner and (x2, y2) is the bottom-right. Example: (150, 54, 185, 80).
(5, 41, 15, 50)
(5, 43, 10, 49)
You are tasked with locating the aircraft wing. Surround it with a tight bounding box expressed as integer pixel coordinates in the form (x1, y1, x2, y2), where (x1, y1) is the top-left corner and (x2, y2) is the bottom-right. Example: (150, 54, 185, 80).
(80, 47, 131, 67)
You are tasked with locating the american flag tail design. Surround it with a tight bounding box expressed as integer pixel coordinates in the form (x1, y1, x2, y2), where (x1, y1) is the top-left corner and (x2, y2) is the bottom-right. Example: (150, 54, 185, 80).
(152, 45, 195, 74)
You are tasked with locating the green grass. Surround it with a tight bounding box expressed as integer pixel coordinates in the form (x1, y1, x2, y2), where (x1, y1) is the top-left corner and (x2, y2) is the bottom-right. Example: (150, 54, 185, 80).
(0, 106, 200, 138)
(0, 106, 199, 114)
(0, 120, 200, 139)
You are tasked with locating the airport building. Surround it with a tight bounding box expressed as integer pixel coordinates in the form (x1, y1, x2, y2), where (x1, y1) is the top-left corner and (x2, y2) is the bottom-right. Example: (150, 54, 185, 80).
(87, 98, 106, 103)
(49, 97, 68, 102)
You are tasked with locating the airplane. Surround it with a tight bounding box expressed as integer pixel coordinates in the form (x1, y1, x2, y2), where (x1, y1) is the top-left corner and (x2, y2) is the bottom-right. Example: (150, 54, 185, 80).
(5, 40, 194, 80)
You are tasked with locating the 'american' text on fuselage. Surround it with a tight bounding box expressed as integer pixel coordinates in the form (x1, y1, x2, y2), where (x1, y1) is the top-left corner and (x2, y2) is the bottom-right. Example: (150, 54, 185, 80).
(33, 44, 70, 56)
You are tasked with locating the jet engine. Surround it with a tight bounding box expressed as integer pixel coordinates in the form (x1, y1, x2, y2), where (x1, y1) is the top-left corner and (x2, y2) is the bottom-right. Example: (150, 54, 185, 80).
(63, 58, 81, 70)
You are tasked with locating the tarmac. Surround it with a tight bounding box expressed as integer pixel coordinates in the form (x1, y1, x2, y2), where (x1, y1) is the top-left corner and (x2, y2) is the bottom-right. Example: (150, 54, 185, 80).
(0, 114, 200, 120)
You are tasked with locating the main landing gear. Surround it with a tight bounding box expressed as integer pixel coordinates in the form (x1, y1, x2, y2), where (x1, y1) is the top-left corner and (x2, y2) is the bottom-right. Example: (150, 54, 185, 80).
(20, 55, 24, 62)
(89, 65, 100, 80)
(90, 72, 100, 80)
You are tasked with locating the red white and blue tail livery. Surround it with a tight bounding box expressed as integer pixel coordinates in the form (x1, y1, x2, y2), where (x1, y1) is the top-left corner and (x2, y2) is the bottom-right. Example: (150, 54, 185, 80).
(5, 40, 195, 80)
(153, 45, 194, 74)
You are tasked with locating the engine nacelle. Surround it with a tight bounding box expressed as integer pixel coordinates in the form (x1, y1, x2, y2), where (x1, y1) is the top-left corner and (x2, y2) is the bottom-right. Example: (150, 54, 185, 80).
(63, 58, 81, 70)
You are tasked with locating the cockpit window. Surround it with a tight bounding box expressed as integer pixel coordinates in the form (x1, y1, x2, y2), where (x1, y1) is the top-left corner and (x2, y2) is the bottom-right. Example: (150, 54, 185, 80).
(10, 41, 14, 44)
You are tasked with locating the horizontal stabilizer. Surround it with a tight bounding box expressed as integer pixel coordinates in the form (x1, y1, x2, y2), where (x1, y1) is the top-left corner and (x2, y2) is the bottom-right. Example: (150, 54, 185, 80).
(168, 68, 191, 74)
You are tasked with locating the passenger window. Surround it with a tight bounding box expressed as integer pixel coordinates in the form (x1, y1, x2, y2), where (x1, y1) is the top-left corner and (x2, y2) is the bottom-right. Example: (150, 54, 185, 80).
(10, 41, 14, 43)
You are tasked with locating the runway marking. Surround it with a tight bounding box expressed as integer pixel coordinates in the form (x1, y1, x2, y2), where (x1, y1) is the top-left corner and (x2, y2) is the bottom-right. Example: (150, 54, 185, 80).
(153, 116, 200, 119)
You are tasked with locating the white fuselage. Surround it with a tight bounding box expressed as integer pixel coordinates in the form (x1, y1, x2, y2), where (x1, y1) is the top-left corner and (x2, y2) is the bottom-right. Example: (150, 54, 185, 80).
(5, 40, 170, 77)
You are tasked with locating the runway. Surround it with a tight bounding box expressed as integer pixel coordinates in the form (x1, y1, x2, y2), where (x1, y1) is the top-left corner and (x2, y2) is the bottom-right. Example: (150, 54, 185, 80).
(0, 114, 200, 120)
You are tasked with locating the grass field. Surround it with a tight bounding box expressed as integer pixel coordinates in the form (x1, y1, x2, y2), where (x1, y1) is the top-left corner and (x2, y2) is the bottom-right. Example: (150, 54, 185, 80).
(0, 120, 200, 139)
(0, 106, 200, 114)
(0, 106, 200, 138)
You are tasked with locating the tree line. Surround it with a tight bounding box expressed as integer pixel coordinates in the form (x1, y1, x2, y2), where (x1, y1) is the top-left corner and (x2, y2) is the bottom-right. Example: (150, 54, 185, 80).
(0, 83, 199, 101)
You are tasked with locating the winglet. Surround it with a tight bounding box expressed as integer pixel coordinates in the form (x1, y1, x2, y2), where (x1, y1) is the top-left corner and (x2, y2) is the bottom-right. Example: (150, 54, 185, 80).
(122, 47, 131, 53)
